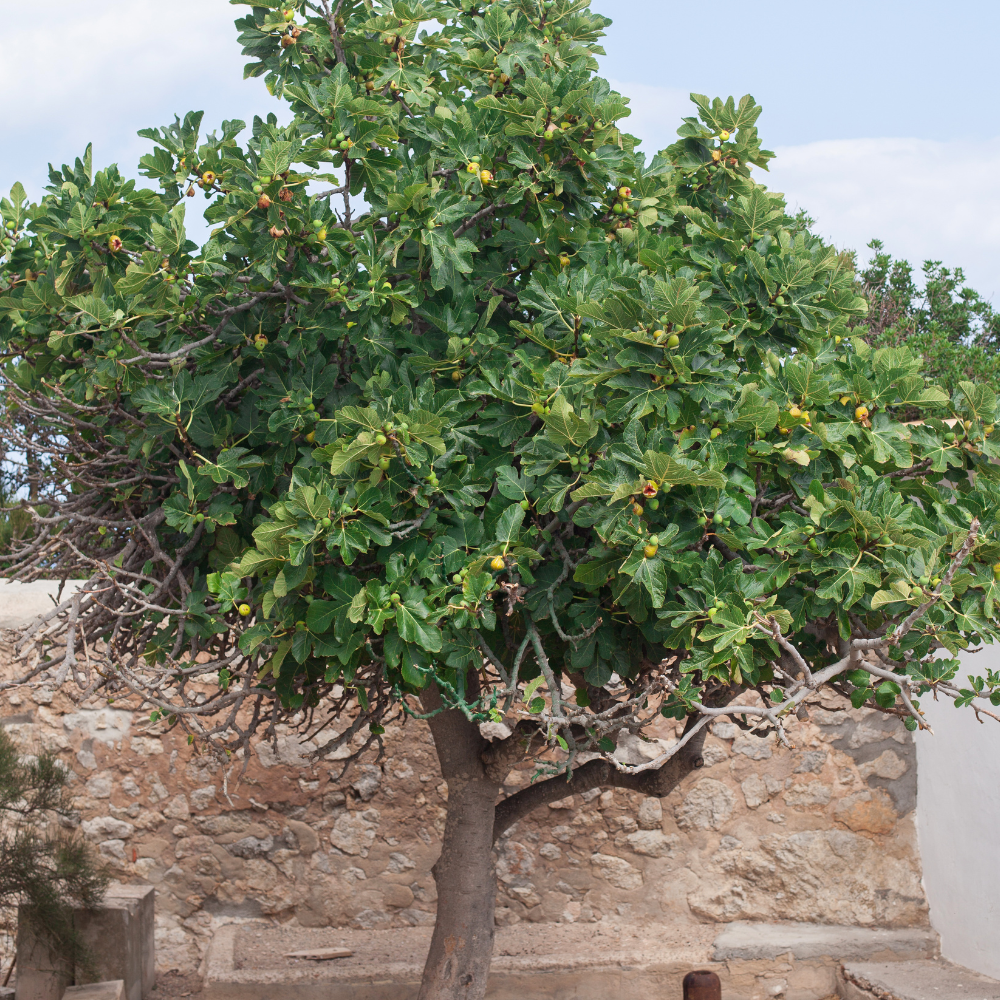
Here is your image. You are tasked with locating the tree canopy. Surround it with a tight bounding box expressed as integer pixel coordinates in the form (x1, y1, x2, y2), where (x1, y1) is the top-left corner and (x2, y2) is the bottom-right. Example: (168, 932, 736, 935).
(2, 3, 1000, 997)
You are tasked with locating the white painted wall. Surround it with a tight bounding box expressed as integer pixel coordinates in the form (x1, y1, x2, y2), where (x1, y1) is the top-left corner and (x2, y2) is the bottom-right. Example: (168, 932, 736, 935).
(0, 579, 84, 630)
(916, 645, 1000, 980)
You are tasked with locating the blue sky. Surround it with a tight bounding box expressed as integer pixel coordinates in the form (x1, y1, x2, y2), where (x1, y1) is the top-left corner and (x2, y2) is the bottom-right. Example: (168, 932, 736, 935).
(2, 0, 997, 297)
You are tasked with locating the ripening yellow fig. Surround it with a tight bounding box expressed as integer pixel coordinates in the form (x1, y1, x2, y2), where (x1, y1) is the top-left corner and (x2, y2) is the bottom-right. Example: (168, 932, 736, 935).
(643, 544, 658, 559)
(558, 254, 570, 267)
(202, 171, 216, 185)
(467, 161, 480, 173)
(480, 169, 493, 184)
(788, 405, 802, 418)
(855, 405, 869, 421)
(491, 556, 506, 571)
(719, 129, 730, 140)
(238, 604, 252, 616)
(711, 150, 722, 161)
(107, 235, 122, 253)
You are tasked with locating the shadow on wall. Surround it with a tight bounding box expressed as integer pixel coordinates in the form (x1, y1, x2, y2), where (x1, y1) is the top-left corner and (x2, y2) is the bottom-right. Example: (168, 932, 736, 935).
(916, 650, 1000, 980)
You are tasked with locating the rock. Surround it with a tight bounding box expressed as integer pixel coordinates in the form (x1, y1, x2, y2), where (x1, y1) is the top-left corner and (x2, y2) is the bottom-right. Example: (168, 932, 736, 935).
(82, 816, 134, 841)
(31, 687, 54, 705)
(226, 836, 274, 858)
(147, 777, 170, 804)
(590, 853, 643, 890)
(350, 764, 381, 802)
(548, 796, 574, 810)
(399, 908, 435, 926)
(189, 786, 217, 812)
(384, 851, 416, 874)
(711, 721, 737, 739)
(195, 812, 251, 835)
(675, 778, 735, 831)
(330, 810, 379, 856)
(835, 788, 897, 834)
(539, 842, 562, 860)
(163, 795, 190, 821)
(741, 773, 769, 809)
(615, 732, 674, 765)
(479, 721, 512, 741)
(732, 733, 775, 760)
(701, 742, 729, 767)
(626, 829, 677, 858)
(507, 885, 541, 907)
(129, 737, 164, 756)
(382, 883, 415, 909)
(86, 772, 113, 799)
(848, 713, 906, 749)
(62, 708, 132, 745)
(794, 750, 828, 773)
(636, 797, 662, 830)
(496, 841, 534, 883)
(688, 829, 925, 926)
(76, 749, 97, 771)
(286, 820, 320, 855)
(99, 839, 127, 860)
(256, 733, 318, 768)
(121, 777, 141, 798)
(784, 781, 832, 807)
(352, 908, 390, 929)
(859, 749, 908, 781)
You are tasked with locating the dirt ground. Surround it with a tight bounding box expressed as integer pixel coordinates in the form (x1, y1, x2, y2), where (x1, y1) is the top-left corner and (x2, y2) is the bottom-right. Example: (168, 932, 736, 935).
(149, 971, 204, 998)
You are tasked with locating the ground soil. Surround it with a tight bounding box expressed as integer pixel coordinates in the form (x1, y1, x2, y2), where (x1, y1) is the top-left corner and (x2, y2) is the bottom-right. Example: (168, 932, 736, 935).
(149, 970, 203, 998)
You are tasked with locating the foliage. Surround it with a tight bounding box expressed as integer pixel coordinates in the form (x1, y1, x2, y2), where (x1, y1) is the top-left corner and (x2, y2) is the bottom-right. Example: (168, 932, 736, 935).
(0, 727, 108, 975)
(0, 0, 999, 779)
(857, 239, 1000, 401)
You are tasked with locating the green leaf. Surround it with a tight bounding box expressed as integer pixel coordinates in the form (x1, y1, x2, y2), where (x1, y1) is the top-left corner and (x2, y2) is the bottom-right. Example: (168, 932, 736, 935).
(494, 503, 525, 547)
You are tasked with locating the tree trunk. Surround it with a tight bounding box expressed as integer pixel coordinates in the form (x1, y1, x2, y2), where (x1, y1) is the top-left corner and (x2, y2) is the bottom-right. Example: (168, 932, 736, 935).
(417, 682, 503, 1000)
(415, 694, 712, 1000)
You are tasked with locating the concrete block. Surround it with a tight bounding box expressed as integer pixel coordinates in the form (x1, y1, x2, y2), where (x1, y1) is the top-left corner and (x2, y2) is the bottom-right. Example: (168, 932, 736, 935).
(840, 960, 1000, 1000)
(712, 922, 939, 962)
(13, 925, 70, 1000)
(63, 983, 126, 1000)
(74, 885, 155, 1000)
(15, 884, 155, 1000)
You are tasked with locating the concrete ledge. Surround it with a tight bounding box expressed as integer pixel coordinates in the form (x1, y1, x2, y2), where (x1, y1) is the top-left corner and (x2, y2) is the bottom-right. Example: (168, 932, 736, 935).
(840, 960, 1000, 1000)
(63, 983, 126, 1000)
(201, 921, 939, 1000)
(713, 923, 939, 962)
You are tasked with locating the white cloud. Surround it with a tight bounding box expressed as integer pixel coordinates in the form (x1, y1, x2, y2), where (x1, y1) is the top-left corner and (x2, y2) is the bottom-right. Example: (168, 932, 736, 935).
(766, 137, 1000, 297)
(0, 0, 287, 244)
(611, 80, 1000, 298)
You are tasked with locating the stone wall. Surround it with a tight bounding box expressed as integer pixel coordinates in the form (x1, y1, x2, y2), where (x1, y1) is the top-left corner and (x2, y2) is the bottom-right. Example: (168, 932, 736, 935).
(0, 641, 927, 974)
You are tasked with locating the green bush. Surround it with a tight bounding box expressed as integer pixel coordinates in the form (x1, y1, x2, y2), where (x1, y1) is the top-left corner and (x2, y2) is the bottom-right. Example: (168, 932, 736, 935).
(858, 239, 1000, 400)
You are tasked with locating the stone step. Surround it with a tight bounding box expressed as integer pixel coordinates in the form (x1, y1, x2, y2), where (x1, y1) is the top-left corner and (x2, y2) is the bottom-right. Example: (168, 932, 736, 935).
(63, 983, 126, 1000)
(201, 921, 939, 1000)
(840, 960, 1000, 1000)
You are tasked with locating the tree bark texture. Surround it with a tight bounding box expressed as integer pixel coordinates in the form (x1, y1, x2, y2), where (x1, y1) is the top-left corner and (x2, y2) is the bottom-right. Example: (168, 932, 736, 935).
(417, 682, 503, 1000)
(417, 704, 710, 1000)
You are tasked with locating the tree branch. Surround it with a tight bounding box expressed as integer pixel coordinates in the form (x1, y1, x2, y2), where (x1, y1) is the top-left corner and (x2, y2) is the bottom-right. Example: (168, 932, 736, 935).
(492, 713, 709, 841)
